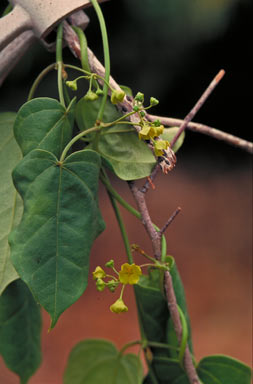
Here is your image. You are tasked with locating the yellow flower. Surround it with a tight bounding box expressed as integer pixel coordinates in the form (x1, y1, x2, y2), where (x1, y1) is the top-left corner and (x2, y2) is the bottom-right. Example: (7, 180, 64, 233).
(138, 124, 156, 140)
(154, 139, 169, 156)
(110, 298, 128, 314)
(139, 124, 164, 140)
(119, 263, 142, 285)
(92, 266, 106, 280)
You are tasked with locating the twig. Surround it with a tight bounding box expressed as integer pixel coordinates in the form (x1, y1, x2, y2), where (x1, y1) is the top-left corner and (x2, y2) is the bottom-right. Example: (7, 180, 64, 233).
(128, 181, 161, 260)
(129, 180, 200, 383)
(147, 114, 253, 154)
(141, 165, 160, 193)
(170, 70, 225, 148)
(160, 207, 181, 235)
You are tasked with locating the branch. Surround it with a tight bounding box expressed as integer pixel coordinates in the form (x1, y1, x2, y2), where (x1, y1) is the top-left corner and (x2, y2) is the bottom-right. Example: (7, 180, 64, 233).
(160, 207, 181, 235)
(128, 181, 161, 260)
(170, 69, 225, 148)
(148, 114, 253, 154)
(128, 181, 200, 384)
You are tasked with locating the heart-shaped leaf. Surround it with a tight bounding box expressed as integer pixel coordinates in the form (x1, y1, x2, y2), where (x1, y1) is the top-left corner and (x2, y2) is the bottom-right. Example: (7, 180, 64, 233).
(9, 149, 105, 328)
(0, 279, 42, 384)
(64, 339, 143, 384)
(75, 97, 156, 180)
(197, 355, 252, 384)
(14, 97, 76, 157)
(0, 112, 23, 295)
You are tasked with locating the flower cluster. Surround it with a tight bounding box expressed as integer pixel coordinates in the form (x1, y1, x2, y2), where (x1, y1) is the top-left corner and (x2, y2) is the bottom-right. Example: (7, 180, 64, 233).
(133, 93, 170, 157)
(92, 260, 142, 314)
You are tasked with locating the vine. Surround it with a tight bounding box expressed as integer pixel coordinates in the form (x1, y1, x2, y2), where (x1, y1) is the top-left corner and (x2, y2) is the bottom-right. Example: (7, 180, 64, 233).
(0, 2, 252, 384)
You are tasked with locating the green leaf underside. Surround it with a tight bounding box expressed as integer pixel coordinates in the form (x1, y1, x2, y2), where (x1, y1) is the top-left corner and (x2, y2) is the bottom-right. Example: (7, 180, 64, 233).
(9, 149, 105, 328)
(64, 339, 143, 384)
(0, 112, 23, 295)
(14, 97, 75, 157)
(0, 279, 42, 384)
(135, 257, 193, 383)
(144, 354, 252, 384)
(135, 257, 192, 357)
(161, 127, 185, 153)
(75, 97, 156, 180)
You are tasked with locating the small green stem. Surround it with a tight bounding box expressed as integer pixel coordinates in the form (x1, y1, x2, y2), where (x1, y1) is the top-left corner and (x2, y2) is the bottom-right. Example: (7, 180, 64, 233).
(56, 23, 65, 107)
(101, 170, 134, 264)
(63, 82, 71, 106)
(27, 63, 56, 101)
(119, 340, 142, 355)
(101, 127, 136, 135)
(104, 110, 139, 126)
(64, 64, 114, 93)
(119, 284, 126, 300)
(71, 26, 90, 72)
(60, 125, 100, 162)
(177, 305, 188, 366)
(89, 0, 110, 121)
(146, 341, 179, 352)
(64, 63, 91, 76)
(100, 173, 167, 260)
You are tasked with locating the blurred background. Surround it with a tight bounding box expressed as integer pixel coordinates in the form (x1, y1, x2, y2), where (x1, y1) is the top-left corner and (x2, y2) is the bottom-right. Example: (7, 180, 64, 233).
(0, 0, 252, 382)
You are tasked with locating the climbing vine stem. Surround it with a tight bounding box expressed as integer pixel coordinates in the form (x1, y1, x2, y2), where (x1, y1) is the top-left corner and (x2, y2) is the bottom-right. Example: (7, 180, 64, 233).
(56, 23, 66, 107)
(89, 0, 111, 121)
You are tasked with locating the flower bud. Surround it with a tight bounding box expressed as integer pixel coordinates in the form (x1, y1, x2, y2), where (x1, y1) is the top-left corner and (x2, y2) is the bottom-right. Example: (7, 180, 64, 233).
(153, 119, 161, 127)
(92, 266, 106, 280)
(105, 259, 114, 268)
(150, 97, 159, 106)
(107, 279, 118, 292)
(96, 89, 104, 96)
(134, 92, 144, 103)
(84, 90, 99, 101)
(111, 90, 125, 104)
(96, 278, 105, 292)
(110, 298, 128, 314)
(66, 80, 77, 91)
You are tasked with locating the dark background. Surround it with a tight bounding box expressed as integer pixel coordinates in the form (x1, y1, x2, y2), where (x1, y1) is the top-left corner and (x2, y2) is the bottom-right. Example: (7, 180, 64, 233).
(0, 0, 252, 164)
(0, 1, 252, 383)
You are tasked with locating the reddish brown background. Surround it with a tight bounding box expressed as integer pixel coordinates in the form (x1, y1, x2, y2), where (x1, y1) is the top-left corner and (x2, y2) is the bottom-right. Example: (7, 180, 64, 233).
(0, 158, 252, 383)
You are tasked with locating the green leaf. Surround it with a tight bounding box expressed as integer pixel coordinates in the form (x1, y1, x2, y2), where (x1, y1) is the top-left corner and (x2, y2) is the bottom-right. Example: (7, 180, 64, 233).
(0, 112, 23, 295)
(75, 97, 156, 180)
(197, 355, 252, 384)
(135, 257, 193, 383)
(14, 97, 76, 157)
(160, 127, 185, 153)
(144, 354, 252, 384)
(64, 339, 143, 384)
(143, 356, 187, 384)
(9, 149, 105, 328)
(0, 279, 42, 384)
(119, 85, 133, 97)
